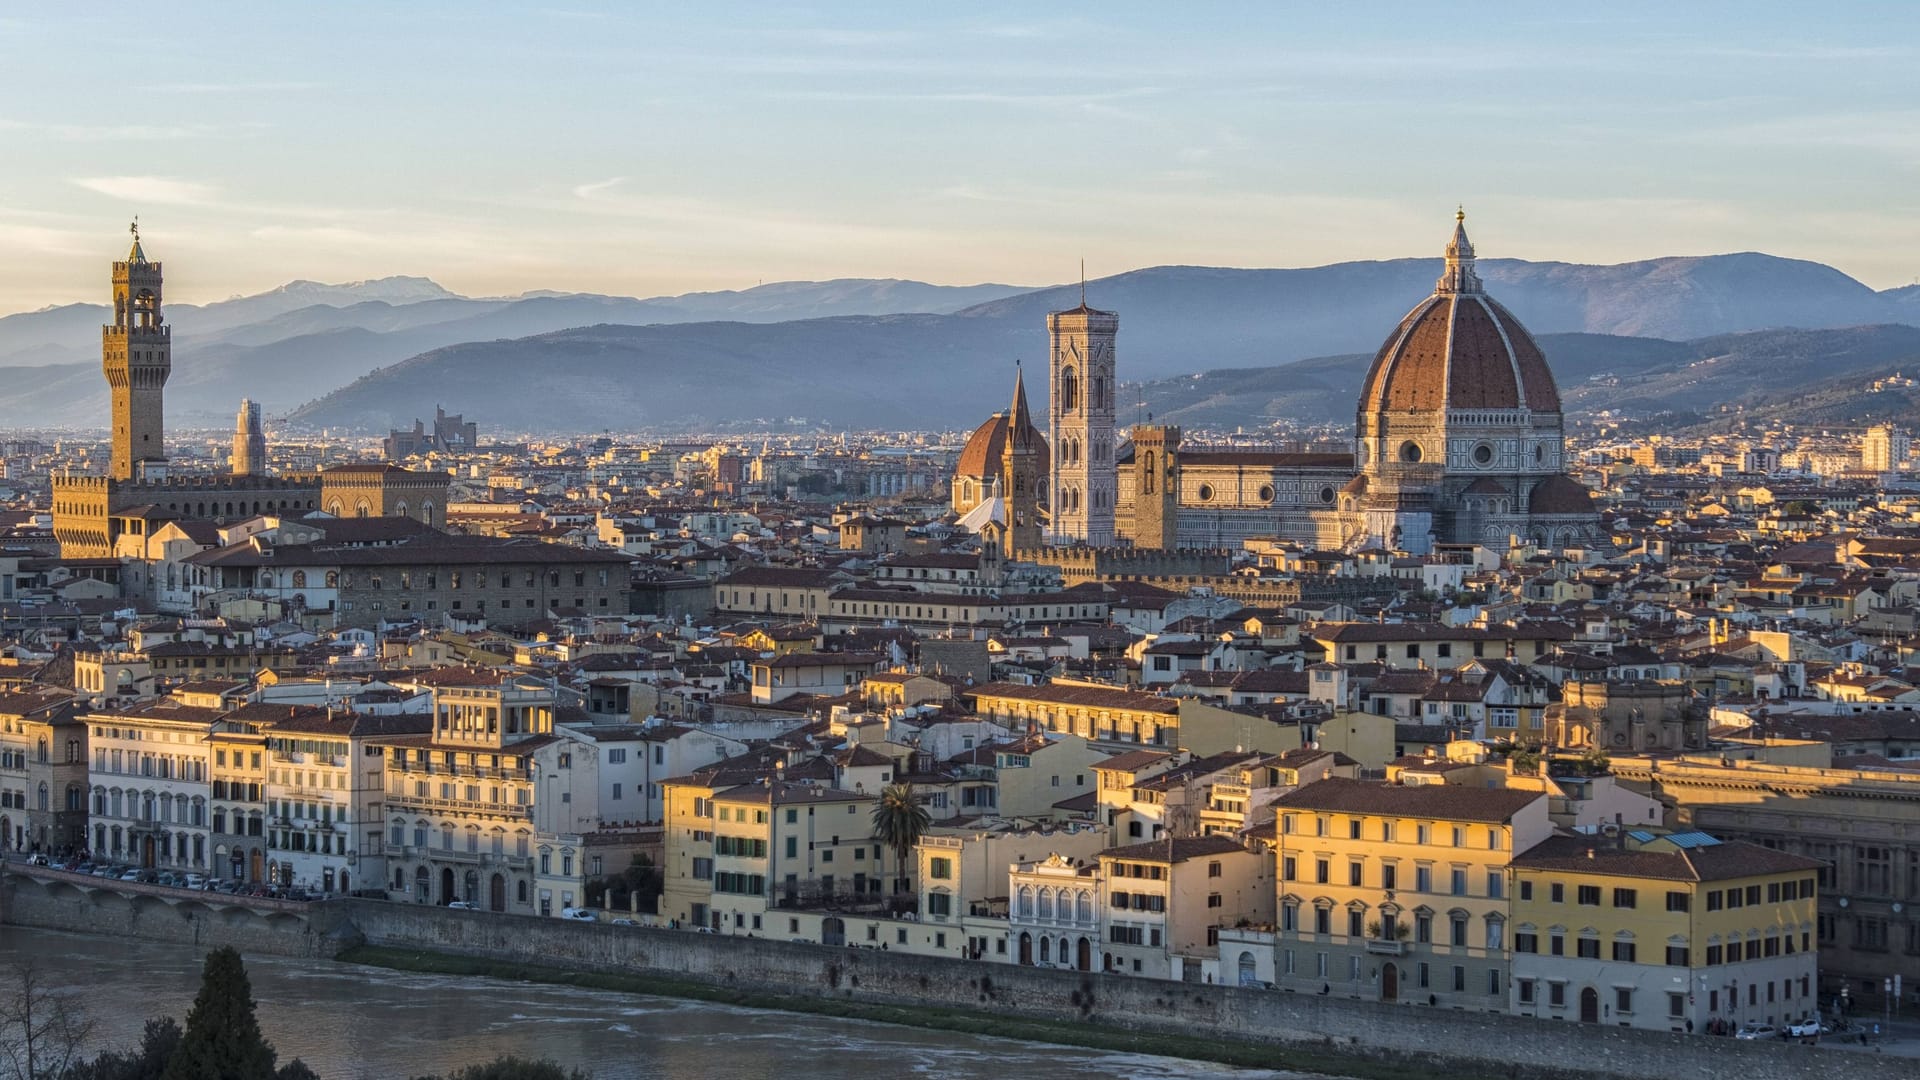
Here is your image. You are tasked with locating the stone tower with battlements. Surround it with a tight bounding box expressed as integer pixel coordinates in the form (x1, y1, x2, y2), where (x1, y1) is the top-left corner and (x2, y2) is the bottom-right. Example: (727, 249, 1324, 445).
(1047, 296, 1118, 546)
(232, 398, 267, 476)
(105, 225, 171, 480)
(1129, 424, 1181, 549)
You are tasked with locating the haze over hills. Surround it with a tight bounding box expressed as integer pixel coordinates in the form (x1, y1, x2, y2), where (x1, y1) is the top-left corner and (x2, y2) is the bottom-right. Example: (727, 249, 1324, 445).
(5, 250, 1920, 432)
(1129, 325, 1920, 432)
(0, 277, 1033, 370)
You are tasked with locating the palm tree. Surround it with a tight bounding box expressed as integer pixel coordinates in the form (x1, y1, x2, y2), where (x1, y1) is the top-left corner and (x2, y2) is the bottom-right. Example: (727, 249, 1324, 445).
(870, 782, 931, 900)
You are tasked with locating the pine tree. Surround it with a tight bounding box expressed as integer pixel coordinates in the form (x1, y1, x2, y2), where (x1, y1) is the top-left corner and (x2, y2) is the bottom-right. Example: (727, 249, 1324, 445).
(160, 948, 278, 1080)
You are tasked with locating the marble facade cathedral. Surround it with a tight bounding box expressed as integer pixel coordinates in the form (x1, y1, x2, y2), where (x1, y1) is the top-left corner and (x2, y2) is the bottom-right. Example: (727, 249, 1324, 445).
(950, 212, 1603, 556)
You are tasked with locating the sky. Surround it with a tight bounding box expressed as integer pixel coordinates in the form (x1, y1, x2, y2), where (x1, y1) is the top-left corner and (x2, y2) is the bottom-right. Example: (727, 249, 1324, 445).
(1, 3, 1917, 314)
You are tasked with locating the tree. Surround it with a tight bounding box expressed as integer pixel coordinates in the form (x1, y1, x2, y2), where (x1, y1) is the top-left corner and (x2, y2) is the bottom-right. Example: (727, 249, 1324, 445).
(160, 948, 278, 1080)
(66, 1016, 181, 1080)
(869, 782, 931, 898)
(0, 960, 96, 1080)
(582, 854, 662, 913)
(407, 1057, 590, 1080)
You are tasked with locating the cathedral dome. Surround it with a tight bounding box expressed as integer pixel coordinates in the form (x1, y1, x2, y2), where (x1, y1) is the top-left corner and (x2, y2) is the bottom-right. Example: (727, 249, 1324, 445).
(1529, 474, 1595, 515)
(1359, 213, 1561, 416)
(955, 411, 1049, 480)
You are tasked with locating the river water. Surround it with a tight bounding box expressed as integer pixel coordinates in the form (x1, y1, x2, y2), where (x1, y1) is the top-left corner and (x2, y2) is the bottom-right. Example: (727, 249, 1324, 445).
(0, 929, 1321, 1080)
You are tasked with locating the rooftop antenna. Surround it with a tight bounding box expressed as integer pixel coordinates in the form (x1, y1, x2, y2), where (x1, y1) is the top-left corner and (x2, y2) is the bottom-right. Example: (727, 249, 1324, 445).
(1080, 258, 1086, 307)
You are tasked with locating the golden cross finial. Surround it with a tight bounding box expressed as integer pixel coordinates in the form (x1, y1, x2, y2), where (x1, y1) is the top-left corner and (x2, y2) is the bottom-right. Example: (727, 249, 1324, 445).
(1456, 205, 1465, 224)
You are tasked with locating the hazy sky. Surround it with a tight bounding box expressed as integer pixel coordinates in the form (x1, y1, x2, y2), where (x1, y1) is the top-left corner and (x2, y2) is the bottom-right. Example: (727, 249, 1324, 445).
(2, 4, 1916, 313)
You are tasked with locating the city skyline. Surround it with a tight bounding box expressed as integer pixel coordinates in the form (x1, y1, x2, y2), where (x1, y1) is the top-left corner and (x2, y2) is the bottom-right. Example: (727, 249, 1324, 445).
(2, 4, 1918, 314)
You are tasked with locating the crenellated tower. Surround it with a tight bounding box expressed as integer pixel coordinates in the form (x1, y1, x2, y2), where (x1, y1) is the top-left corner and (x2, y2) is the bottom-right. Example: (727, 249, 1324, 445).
(1047, 290, 1118, 546)
(1129, 424, 1181, 549)
(105, 223, 171, 480)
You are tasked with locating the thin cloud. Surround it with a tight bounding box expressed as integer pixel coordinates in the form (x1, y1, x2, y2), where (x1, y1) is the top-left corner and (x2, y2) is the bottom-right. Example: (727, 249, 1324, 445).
(572, 177, 627, 200)
(72, 176, 218, 206)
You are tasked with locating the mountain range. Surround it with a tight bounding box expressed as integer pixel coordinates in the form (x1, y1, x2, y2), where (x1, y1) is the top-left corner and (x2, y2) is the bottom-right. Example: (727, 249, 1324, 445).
(3, 251, 1918, 433)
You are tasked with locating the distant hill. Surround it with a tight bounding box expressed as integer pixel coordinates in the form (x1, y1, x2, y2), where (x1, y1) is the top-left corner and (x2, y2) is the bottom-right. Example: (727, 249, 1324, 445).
(10, 249, 1920, 432)
(1126, 325, 1920, 433)
(289, 316, 1037, 433)
(284, 322, 1920, 436)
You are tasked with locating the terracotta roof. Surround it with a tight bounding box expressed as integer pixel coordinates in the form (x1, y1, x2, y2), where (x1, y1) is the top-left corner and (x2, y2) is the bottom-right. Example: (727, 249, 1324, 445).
(1510, 835, 1824, 882)
(955, 410, 1050, 481)
(1360, 275, 1560, 414)
(1274, 777, 1544, 823)
(1530, 475, 1597, 516)
(967, 680, 1179, 715)
(1098, 835, 1248, 862)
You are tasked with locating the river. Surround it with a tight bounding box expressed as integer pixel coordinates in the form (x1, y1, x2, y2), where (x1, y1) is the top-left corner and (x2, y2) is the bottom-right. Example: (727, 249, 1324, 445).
(0, 929, 1321, 1080)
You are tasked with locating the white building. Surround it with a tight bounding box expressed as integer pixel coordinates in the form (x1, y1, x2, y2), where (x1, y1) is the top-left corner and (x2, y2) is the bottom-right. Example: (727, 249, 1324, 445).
(85, 700, 221, 870)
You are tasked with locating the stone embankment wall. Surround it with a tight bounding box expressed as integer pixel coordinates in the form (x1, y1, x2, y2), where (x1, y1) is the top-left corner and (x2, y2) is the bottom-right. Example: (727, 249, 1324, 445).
(0, 869, 356, 959)
(340, 899, 1901, 1080)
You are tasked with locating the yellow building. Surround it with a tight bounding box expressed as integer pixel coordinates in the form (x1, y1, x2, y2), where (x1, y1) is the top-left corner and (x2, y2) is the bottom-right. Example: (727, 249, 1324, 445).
(662, 778, 883, 933)
(967, 680, 1180, 749)
(1613, 754, 1919, 1011)
(1271, 778, 1550, 1008)
(1509, 832, 1821, 1033)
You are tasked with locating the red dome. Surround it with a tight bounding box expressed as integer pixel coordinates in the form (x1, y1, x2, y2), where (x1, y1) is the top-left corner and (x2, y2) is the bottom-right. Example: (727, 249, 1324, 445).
(956, 412, 1050, 479)
(1360, 293, 1561, 414)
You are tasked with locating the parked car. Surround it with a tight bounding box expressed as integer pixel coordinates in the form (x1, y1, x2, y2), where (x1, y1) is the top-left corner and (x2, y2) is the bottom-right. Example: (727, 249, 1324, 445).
(1786, 1018, 1821, 1038)
(447, 901, 477, 911)
(182, 874, 206, 889)
(1734, 1024, 1779, 1040)
(559, 908, 597, 922)
(26, 853, 48, 866)
(611, 918, 637, 927)
(117, 870, 142, 882)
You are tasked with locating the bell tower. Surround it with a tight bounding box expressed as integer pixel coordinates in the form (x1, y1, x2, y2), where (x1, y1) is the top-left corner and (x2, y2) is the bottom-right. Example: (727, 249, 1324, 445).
(105, 223, 171, 481)
(1048, 282, 1118, 546)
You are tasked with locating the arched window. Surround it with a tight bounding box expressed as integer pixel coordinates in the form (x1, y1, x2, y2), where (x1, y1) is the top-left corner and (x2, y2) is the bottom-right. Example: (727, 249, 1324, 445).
(291, 570, 306, 588)
(1076, 890, 1093, 922)
(325, 571, 338, 588)
(1037, 887, 1054, 919)
(1017, 885, 1034, 918)
(354, 499, 371, 518)
(1143, 451, 1155, 494)
(1060, 367, 1078, 413)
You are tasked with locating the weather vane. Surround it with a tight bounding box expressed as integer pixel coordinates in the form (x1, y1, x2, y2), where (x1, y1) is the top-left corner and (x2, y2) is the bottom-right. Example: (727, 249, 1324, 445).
(130, 216, 139, 240)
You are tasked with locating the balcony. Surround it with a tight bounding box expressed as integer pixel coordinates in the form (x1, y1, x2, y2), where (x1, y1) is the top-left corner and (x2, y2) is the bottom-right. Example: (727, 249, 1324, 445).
(385, 793, 533, 821)
(1364, 938, 1407, 956)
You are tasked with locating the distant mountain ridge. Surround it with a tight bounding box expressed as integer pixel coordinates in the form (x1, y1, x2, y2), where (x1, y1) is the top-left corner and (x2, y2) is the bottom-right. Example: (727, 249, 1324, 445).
(5, 249, 1920, 432)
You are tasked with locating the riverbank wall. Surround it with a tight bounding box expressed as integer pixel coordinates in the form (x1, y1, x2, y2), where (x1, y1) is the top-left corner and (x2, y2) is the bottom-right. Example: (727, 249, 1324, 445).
(0, 868, 357, 959)
(335, 899, 1896, 1080)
